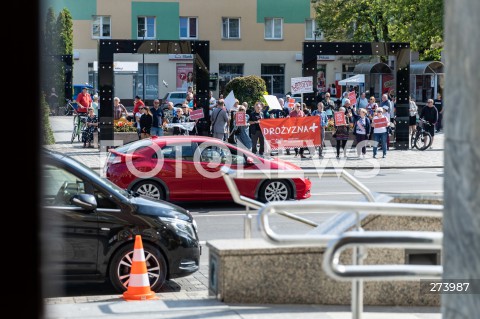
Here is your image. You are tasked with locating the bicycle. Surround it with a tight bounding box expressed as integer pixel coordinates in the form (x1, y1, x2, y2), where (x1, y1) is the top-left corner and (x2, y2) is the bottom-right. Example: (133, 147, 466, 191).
(71, 109, 88, 143)
(411, 118, 433, 150)
(58, 99, 76, 116)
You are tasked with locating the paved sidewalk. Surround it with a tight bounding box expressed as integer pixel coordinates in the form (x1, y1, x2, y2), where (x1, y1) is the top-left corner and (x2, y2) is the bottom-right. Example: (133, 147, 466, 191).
(45, 297, 441, 319)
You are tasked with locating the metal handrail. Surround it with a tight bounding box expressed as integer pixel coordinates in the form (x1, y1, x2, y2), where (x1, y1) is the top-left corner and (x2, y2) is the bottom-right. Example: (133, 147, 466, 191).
(322, 231, 443, 281)
(221, 167, 376, 202)
(258, 200, 443, 245)
(221, 167, 378, 236)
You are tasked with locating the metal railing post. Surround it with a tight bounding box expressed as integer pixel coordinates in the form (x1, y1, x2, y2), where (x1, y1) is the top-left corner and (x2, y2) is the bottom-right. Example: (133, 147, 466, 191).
(352, 212, 364, 319)
(244, 206, 252, 239)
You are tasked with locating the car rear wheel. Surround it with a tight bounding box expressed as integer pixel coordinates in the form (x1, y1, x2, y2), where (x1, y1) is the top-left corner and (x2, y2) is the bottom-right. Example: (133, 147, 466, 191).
(259, 180, 291, 202)
(109, 242, 167, 293)
(132, 180, 165, 201)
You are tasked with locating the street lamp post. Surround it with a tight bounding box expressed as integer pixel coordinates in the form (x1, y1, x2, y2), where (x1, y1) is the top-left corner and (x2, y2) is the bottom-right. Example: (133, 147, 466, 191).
(142, 29, 146, 101)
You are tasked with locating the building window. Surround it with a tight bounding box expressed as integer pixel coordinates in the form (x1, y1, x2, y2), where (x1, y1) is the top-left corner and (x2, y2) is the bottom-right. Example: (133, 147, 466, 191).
(219, 64, 243, 93)
(180, 17, 198, 39)
(261, 64, 285, 96)
(135, 63, 159, 100)
(264, 18, 283, 40)
(92, 16, 111, 39)
(137, 17, 156, 39)
(222, 18, 240, 39)
(305, 19, 318, 40)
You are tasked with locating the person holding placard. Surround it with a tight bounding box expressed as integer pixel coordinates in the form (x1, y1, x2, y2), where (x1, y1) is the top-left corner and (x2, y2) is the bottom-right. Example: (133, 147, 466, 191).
(233, 105, 252, 150)
(333, 107, 350, 159)
(352, 108, 371, 158)
(372, 107, 390, 158)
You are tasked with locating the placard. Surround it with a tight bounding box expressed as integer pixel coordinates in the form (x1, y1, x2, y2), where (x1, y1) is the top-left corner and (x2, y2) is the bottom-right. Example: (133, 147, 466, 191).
(373, 117, 388, 128)
(235, 112, 247, 126)
(189, 109, 204, 120)
(291, 77, 313, 94)
(348, 91, 357, 106)
(288, 98, 295, 109)
(334, 112, 346, 126)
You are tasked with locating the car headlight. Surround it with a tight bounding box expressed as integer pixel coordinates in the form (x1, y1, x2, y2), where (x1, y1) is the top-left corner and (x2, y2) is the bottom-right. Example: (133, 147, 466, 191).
(159, 217, 197, 238)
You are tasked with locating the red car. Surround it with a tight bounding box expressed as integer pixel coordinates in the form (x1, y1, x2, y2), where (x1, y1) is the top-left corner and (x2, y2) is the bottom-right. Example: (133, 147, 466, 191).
(105, 136, 311, 203)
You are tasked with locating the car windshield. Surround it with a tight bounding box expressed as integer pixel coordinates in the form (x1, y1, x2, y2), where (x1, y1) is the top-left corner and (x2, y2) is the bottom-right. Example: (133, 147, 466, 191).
(52, 152, 130, 198)
(115, 139, 153, 154)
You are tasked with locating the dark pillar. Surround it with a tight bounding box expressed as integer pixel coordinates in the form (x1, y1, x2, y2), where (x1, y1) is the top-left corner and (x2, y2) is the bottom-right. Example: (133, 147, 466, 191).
(192, 41, 210, 122)
(98, 40, 115, 146)
(391, 43, 410, 150)
(443, 0, 480, 317)
(61, 55, 73, 101)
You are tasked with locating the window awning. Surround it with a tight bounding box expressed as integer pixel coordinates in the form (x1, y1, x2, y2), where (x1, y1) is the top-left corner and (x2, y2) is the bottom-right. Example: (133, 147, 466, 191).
(410, 61, 444, 75)
(353, 62, 392, 74)
(338, 74, 365, 85)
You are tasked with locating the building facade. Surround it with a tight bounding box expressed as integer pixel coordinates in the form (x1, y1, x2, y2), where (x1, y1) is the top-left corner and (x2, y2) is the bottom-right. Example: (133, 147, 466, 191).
(45, 0, 368, 103)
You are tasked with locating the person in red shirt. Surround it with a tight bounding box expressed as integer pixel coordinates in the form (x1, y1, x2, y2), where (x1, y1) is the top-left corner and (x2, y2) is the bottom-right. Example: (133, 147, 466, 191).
(75, 87, 92, 114)
(133, 95, 145, 114)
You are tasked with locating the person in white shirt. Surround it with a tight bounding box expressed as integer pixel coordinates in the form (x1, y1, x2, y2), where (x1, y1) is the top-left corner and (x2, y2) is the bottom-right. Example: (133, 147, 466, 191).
(208, 91, 216, 116)
(372, 107, 390, 159)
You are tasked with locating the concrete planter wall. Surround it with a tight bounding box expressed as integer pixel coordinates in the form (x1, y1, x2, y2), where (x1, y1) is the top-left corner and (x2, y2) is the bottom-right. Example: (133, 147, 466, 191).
(114, 132, 139, 145)
(207, 195, 443, 306)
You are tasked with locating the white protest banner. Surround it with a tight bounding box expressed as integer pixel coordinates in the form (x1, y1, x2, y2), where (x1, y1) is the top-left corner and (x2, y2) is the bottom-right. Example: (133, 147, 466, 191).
(166, 122, 196, 131)
(263, 95, 282, 110)
(291, 76, 313, 94)
(224, 90, 236, 111)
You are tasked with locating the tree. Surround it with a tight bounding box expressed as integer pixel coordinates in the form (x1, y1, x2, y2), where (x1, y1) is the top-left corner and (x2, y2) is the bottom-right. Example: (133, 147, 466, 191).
(56, 8, 74, 103)
(224, 76, 267, 110)
(42, 93, 55, 145)
(314, 0, 443, 60)
(42, 7, 58, 94)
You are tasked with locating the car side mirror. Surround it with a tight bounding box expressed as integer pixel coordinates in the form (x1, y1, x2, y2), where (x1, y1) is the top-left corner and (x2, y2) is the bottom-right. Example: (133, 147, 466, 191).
(71, 194, 97, 210)
(246, 156, 254, 165)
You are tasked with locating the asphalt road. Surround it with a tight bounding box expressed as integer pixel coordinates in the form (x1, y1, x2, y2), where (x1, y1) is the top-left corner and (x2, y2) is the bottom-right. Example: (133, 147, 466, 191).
(183, 168, 443, 242)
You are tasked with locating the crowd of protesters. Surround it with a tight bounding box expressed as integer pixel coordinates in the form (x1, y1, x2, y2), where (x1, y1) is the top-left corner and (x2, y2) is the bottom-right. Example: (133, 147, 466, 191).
(62, 84, 441, 156)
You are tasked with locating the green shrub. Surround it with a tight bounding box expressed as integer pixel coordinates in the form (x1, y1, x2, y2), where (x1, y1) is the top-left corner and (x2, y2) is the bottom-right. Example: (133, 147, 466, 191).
(42, 93, 55, 145)
(224, 75, 267, 110)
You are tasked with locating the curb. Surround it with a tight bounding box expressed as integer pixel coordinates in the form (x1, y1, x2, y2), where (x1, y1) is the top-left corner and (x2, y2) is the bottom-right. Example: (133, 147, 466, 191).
(299, 166, 444, 170)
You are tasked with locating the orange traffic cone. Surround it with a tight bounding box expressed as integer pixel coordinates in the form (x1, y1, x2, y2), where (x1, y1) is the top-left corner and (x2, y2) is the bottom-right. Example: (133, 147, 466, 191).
(122, 235, 158, 301)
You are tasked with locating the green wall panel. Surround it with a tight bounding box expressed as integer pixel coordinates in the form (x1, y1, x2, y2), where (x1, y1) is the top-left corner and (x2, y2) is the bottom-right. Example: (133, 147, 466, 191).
(43, 0, 97, 20)
(132, 2, 179, 40)
(257, 0, 310, 23)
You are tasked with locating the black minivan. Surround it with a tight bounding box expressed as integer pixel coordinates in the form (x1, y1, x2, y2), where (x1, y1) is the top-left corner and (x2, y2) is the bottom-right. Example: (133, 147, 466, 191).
(41, 150, 200, 293)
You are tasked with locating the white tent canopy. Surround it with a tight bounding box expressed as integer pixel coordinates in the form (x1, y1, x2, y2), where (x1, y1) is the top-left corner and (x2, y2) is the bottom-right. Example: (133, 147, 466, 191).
(338, 74, 365, 85)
